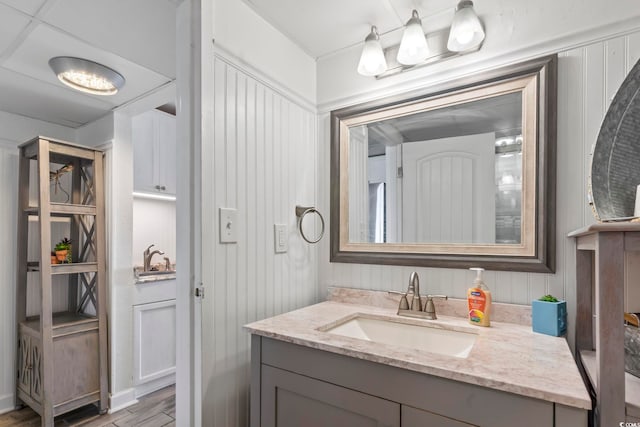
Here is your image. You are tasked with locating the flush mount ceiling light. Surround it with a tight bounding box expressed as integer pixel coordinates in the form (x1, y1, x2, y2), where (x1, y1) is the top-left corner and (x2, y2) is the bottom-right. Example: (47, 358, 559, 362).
(397, 10, 429, 65)
(49, 56, 125, 96)
(447, 0, 485, 52)
(357, 26, 388, 77)
(357, 1, 486, 78)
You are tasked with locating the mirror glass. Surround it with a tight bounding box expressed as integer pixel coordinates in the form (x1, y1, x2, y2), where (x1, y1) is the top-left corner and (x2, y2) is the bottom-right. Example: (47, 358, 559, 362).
(348, 91, 523, 245)
(331, 56, 556, 272)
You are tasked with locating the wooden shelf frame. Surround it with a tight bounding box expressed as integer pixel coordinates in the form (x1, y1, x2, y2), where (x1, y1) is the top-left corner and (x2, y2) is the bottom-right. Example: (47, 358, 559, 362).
(569, 223, 640, 426)
(15, 137, 108, 426)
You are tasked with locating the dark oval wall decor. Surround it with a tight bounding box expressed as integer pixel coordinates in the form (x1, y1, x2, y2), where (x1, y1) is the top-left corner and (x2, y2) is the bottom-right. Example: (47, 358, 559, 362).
(590, 58, 640, 220)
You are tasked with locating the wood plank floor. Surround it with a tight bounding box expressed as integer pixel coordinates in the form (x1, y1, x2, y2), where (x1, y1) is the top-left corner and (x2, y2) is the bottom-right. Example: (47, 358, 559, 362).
(0, 385, 175, 427)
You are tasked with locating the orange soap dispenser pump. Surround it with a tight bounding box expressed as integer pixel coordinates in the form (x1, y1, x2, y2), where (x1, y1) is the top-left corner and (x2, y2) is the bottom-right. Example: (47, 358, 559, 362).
(467, 267, 492, 327)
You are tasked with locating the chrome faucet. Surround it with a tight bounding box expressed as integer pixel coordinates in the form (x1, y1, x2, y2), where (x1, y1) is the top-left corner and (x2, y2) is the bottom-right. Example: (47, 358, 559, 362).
(143, 244, 165, 272)
(391, 272, 448, 320)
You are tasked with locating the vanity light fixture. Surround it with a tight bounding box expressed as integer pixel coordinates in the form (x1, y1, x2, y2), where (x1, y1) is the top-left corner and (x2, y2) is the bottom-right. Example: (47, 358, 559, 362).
(397, 10, 429, 65)
(49, 56, 125, 96)
(357, 26, 388, 77)
(357, 1, 485, 78)
(447, 0, 485, 52)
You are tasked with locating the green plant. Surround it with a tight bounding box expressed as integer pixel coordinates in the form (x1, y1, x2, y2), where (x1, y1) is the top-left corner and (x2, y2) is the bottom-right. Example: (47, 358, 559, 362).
(538, 294, 559, 303)
(54, 237, 72, 252)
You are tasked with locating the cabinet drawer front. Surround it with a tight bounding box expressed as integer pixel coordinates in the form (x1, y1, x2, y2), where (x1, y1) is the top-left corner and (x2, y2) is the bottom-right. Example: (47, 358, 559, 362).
(262, 365, 399, 427)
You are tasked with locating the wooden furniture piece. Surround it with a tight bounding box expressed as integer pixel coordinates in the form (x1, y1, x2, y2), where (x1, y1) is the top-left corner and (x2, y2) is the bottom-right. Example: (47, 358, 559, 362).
(15, 137, 108, 426)
(250, 335, 587, 427)
(570, 223, 640, 426)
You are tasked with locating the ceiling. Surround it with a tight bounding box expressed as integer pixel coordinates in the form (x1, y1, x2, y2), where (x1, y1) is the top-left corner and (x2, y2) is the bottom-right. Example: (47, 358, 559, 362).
(242, 0, 457, 58)
(367, 92, 522, 156)
(0, 0, 177, 128)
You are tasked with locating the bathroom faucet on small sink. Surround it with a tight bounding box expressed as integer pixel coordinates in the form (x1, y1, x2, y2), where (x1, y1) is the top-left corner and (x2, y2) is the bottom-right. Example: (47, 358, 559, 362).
(143, 244, 165, 272)
(392, 272, 448, 320)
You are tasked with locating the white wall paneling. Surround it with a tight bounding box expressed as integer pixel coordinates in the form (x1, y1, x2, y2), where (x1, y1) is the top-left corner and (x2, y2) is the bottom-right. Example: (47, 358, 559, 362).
(0, 147, 18, 414)
(200, 54, 318, 427)
(318, 30, 640, 350)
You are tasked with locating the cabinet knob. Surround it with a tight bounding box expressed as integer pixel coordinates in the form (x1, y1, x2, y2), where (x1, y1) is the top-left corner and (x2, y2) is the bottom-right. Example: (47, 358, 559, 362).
(155, 185, 161, 190)
(161, 186, 166, 191)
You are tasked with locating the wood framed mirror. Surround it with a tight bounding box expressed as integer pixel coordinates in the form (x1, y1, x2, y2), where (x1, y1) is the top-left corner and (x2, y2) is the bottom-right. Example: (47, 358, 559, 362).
(330, 55, 557, 272)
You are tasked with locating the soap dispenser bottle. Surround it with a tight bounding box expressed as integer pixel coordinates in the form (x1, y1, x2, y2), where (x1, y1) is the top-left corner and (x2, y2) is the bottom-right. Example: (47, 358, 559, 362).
(467, 267, 492, 327)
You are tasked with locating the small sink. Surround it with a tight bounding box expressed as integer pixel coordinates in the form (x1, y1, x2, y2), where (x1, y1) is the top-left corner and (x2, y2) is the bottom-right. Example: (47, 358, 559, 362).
(323, 315, 477, 358)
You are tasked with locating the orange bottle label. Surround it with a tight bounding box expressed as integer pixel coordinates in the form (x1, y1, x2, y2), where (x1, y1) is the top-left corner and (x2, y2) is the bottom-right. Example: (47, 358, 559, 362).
(468, 288, 486, 323)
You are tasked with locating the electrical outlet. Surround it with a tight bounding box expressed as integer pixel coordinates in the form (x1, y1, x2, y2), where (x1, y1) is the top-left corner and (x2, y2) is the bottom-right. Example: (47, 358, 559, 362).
(274, 224, 288, 253)
(219, 208, 237, 243)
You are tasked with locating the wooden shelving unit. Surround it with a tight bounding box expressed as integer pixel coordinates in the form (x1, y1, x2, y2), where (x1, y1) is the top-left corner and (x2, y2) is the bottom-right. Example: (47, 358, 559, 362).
(15, 137, 108, 426)
(569, 223, 640, 426)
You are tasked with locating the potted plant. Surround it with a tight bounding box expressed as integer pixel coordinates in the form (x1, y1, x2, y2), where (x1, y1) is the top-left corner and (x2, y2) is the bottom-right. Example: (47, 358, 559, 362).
(532, 294, 567, 336)
(50, 251, 58, 265)
(54, 237, 72, 263)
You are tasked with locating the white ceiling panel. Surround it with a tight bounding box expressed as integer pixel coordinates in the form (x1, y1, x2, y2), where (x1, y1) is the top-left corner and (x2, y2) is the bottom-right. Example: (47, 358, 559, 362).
(3, 24, 172, 107)
(0, 0, 46, 16)
(0, 68, 112, 127)
(42, 0, 176, 78)
(0, 4, 32, 55)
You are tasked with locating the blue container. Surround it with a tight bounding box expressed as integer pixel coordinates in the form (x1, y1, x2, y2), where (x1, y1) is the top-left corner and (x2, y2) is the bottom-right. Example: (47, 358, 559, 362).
(532, 300, 567, 336)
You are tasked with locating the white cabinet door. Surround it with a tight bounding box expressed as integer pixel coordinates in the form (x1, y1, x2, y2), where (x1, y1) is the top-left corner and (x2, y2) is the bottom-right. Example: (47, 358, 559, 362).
(156, 111, 177, 195)
(133, 299, 176, 388)
(133, 110, 176, 195)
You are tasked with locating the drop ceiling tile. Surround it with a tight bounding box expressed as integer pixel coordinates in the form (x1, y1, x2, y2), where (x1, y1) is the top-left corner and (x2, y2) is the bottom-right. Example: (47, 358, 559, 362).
(0, 0, 46, 16)
(42, 0, 176, 78)
(0, 4, 32, 55)
(0, 67, 112, 127)
(3, 24, 171, 108)
(244, 0, 404, 58)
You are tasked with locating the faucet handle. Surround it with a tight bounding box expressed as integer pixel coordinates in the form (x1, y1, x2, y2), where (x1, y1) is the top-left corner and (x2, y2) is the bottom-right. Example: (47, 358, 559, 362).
(387, 290, 410, 310)
(423, 295, 448, 319)
(145, 244, 155, 252)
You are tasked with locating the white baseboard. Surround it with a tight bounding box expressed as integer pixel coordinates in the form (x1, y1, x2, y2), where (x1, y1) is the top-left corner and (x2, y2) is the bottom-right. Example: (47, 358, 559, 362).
(134, 374, 176, 399)
(0, 393, 15, 415)
(109, 388, 138, 414)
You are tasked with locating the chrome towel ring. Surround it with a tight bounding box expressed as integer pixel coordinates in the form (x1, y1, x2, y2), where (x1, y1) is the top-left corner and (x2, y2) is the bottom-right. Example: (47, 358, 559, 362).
(295, 206, 325, 244)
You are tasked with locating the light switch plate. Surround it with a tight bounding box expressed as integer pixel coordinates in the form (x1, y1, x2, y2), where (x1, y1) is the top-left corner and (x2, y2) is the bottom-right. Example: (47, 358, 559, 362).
(274, 224, 288, 253)
(219, 208, 237, 243)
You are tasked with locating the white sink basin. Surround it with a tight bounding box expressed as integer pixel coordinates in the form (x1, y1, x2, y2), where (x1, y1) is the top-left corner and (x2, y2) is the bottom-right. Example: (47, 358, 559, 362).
(324, 315, 477, 358)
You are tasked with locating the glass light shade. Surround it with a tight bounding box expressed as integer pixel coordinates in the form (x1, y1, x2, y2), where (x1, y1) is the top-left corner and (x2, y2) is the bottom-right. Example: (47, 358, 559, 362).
(49, 57, 125, 96)
(397, 10, 429, 66)
(357, 26, 388, 76)
(447, 0, 485, 52)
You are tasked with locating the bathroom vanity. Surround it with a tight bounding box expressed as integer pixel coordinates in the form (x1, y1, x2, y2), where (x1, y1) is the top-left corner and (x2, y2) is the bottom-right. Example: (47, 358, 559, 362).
(246, 293, 590, 427)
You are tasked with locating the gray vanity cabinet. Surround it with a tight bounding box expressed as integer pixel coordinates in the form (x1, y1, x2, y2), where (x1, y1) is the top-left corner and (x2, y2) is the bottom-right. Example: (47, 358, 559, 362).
(251, 336, 587, 427)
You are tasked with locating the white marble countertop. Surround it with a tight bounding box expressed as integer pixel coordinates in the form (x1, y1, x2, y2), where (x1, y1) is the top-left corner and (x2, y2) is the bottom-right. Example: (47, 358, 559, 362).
(245, 300, 591, 410)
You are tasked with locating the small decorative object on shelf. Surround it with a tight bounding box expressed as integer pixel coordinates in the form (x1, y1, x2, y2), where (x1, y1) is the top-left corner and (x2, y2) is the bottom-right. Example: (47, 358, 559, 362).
(532, 294, 567, 336)
(54, 237, 72, 263)
(50, 251, 57, 265)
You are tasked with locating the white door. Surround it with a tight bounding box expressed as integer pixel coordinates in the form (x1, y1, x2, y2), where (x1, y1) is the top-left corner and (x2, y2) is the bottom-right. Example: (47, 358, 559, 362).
(402, 133, 496, 244)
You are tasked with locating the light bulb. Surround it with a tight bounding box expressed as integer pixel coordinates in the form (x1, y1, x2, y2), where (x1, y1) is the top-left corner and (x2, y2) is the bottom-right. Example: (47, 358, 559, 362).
(397, 10, 429, 65)
(357, 26, 387, 76)
(447, 0, 485, 52)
